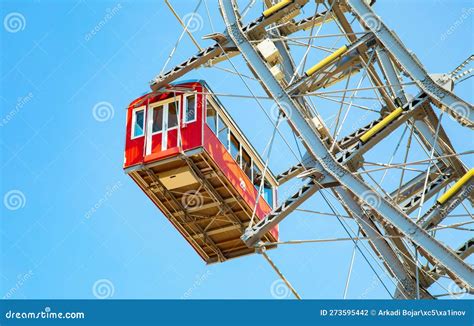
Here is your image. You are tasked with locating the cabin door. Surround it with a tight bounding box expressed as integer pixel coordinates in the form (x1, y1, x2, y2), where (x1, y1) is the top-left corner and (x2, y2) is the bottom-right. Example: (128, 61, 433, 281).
(145, 100, 179, 156)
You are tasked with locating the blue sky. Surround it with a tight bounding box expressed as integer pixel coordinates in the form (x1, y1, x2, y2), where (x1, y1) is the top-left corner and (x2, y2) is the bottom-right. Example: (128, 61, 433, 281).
(1, 0, 473, 300)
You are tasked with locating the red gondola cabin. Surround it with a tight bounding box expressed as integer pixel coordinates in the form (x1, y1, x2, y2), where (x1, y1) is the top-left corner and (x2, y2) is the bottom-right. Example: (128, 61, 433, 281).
(124, 80, 278, 263)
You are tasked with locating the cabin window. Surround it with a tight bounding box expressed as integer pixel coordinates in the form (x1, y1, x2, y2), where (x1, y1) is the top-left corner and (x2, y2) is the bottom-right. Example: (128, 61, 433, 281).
(132, 108, 145, 138)
(168, 101, 179, 129)
(206, 105, 217, 134)
(241, 148, 252, 181)
(230, 132, 240, 162)
(184, 94, 197, 123)
(217, 116, 229, 149)
(152, 106, 164, 133)
(263, 180, 273, 207)
(253, 164, 262, 189)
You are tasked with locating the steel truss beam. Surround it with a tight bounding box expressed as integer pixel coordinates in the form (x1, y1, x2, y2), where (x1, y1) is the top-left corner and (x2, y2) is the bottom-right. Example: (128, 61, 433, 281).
(287, 33, 374, 94)
(330, 1, 470, 202)
(388, 164, 446, 203)
(277, 163, 306, 184)
(335, 189, 431, 299)
(263, 4, 420, 298)
(345, 0, 474, 128)
(150, 0, 309, 91)
(270, 3, 420, 295)
(242, 179, 324, 247)
(426, 239, 474, 289)
(331, 11, 471, 282)
(219, 0, 474, 289)
(418, 108, 469, 179)
(151, 44, 228, 91)
(263, 17, 423, 294)
(336, 92, 429, 164)
(400, 171, 452, 214)
(330, 2, 469, 178)
(338, 116, 383, 149)
(456, 239, 474, 260)
(279, 9, 336, 36)
(243, 0, 309, 38)
(375, 48, 405, 101)
(374, 37, 469, 179)
(418, 179, 474, 230)
(330, 4, 397, 112)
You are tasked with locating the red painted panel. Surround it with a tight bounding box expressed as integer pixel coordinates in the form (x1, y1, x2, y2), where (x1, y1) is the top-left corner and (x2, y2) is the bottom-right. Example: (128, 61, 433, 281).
(124, 82, 204, 169)
(180, 86, 203, 150)
(203, 126, 279, 240)
(144, 147, 180, 163)
(149, 130, 163, 154)
(124, 104, 145, 168)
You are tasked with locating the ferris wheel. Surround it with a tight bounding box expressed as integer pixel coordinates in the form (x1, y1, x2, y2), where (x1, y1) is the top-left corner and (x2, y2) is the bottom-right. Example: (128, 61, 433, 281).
(124, 0, 473, 299)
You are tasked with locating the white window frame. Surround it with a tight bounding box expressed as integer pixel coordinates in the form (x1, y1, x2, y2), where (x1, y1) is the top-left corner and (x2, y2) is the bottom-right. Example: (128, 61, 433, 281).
(149, 97, 181, 136)
(131, 106, 146, 139)
(165, 99, 180, 132)
(241, 146, 253, 181)
(262, 180, 274, 208)
(251, 159, 254, 184)
(183, 93, 198, 124)
(239, 144, 243, 169)
(229, 131, 240, 164)
(216, 113, 230, 150)
(205, 101, 218, 134)
(150, 105, 165, 135)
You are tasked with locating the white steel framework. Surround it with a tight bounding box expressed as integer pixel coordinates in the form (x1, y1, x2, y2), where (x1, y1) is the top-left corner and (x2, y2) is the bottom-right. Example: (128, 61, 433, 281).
(150, 0, 473, 299)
